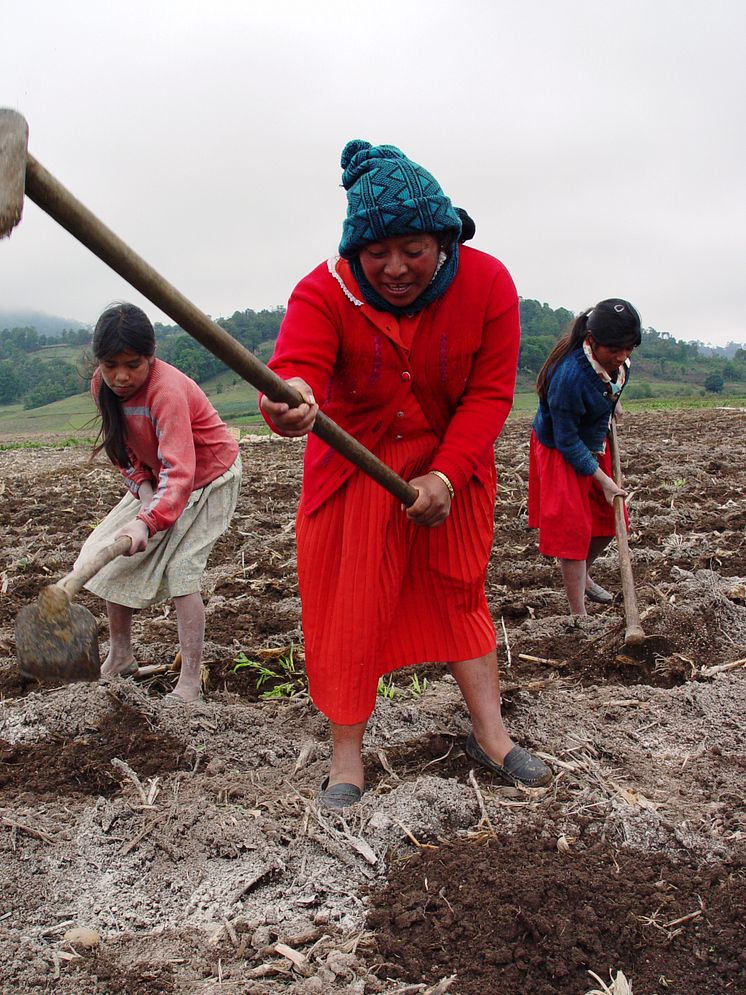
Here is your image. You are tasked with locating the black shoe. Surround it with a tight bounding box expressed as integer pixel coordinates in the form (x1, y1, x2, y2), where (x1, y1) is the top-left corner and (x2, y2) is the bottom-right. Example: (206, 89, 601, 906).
(318, 777, 363, 812)
(585, 580, 613, 604)
(465, 733, 552, 788)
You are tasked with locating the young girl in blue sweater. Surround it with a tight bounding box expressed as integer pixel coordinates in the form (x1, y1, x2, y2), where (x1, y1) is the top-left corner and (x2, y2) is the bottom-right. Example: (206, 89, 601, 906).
(528, 299, 642, 614)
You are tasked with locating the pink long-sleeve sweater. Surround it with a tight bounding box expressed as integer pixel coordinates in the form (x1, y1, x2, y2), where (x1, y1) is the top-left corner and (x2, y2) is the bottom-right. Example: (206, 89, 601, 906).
(92, 359, 238, 535)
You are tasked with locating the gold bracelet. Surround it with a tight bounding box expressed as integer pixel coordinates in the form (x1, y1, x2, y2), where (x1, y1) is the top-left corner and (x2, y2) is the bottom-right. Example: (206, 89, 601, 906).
(430, 469, 454, 500)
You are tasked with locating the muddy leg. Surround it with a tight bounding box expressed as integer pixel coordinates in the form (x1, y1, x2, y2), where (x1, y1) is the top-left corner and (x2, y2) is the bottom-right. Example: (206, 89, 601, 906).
(449, 650, 515, 763)
(328, 720, 367, 789)
(170, 593, 205, 702)
(102, 601, 136, 675)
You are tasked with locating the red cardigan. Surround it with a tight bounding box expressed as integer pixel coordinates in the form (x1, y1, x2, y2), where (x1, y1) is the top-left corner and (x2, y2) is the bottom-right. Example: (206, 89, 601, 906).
(264, 246, 520, 513)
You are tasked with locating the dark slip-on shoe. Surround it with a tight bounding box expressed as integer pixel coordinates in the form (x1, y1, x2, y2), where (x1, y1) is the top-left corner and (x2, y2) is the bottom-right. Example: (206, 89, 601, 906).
(318, 777, 364, 812)
(465, 733, 553, 788)
(585, 580, 614, 604)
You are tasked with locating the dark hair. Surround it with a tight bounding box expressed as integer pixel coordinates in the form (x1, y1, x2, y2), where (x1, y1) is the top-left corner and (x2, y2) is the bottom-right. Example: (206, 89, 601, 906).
(92, 303, 155, 468)
(455, 207, 476, 243)
(536, 298, 641, 400)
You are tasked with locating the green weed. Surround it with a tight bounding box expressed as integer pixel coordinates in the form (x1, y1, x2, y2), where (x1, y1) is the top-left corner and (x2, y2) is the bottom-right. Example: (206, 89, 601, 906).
(232, 646, 307, 700)
(377, 672, 430, 701)
(408, 673, 429, 698)
(377, 675, 397, 699)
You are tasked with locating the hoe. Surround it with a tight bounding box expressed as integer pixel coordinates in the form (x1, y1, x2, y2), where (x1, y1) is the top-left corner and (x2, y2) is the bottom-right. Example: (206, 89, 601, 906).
(0, 108, 417, 682)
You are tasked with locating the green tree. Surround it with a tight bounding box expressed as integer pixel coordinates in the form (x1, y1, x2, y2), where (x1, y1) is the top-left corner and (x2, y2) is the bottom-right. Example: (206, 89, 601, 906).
(0, 361, 23, 402)
(721, 361, 742, 382)
(23, 382, 68, 408)
(519, 339, 553, 372)
(0, 326, 42, 354)
(704, 372, 724, 394)
(60, 327, 91, 346)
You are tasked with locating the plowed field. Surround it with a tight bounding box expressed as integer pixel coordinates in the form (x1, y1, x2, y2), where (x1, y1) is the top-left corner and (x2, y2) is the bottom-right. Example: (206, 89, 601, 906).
(1, 409, 744, 994)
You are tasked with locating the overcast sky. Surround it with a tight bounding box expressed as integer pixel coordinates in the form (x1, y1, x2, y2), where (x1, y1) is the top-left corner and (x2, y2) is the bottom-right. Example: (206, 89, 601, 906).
(1, 0, 744, 345)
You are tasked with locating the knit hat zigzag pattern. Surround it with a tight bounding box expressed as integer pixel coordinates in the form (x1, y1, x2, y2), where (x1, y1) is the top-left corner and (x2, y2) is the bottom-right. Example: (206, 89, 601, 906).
(339, 139, 462, 257)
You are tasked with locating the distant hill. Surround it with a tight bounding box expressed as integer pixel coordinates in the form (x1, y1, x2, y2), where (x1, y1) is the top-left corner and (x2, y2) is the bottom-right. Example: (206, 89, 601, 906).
(4, 302, 746, 410)
(0, 309, 88, 337)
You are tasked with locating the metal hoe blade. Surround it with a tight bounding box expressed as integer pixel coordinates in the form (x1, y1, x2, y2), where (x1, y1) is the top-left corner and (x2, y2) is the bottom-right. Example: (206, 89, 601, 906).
(15, 599, 101, 683)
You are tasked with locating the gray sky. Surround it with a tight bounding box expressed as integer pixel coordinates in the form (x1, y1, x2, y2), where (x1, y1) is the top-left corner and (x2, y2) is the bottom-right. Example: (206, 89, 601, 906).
(1, 0, 744, 345)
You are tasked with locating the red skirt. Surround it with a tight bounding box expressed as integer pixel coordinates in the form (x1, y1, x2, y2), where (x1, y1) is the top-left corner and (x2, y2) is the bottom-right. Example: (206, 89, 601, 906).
(296, 432, 497, 725)
(528, 431, 627, 560)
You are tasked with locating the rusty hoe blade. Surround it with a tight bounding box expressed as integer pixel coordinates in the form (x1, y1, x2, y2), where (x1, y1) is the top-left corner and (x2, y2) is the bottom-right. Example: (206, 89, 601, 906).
(14, 539, 131, 683)
(15, 589, 101, 683)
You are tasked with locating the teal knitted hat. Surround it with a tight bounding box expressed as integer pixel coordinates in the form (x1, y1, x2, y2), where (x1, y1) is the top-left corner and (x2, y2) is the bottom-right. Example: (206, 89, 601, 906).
(338, 139, 463, 257)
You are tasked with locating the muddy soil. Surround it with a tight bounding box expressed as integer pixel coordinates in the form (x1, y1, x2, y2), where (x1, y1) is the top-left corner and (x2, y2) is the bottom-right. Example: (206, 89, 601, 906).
(0, 410, 744, 995)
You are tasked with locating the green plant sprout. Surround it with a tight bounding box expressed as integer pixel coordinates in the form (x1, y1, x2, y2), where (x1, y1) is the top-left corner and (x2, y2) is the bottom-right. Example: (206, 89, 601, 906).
(232, 650, 431, 702)
(408, 673, 429, 698)
(377, 675, 397, 699)
(377, 672, 429, 700)
(232, 645, 307, 700)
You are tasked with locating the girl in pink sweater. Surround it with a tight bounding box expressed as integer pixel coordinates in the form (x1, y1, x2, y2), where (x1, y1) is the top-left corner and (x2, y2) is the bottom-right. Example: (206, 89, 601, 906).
(76, 303, 241, 704)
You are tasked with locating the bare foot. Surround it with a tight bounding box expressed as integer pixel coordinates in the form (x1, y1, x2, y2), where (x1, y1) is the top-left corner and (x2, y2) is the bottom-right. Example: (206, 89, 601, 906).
(163, 681, 202, 704)
(100, 656, 137, 677)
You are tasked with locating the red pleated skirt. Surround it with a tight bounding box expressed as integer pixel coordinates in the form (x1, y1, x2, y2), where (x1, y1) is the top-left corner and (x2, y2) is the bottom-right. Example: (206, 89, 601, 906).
(528, 431, 627, 559)
(296, 431, 497, 725)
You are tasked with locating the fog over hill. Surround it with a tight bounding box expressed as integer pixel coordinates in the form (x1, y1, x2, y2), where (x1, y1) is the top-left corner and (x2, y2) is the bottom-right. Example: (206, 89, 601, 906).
(0, 310, 88, 338)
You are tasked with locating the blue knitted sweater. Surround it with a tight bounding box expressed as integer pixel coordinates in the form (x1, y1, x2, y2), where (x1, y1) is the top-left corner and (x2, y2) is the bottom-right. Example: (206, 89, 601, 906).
(532, 346, 628, 476)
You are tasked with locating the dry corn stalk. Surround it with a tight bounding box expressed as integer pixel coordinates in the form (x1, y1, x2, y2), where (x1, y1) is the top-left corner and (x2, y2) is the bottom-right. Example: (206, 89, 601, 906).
(699, 657, 746, 677)
(586, 969, 633, 995)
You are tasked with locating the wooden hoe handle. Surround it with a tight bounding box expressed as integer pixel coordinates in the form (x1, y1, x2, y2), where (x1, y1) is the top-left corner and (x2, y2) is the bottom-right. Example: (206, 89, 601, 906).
(609, 421, 645, 646)
(57, 536, 133, 602)
(20, 152, 418, 508)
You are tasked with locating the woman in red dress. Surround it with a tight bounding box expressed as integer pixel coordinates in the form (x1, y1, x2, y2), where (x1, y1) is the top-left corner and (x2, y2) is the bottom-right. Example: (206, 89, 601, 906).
(261, 139, 552, 808)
